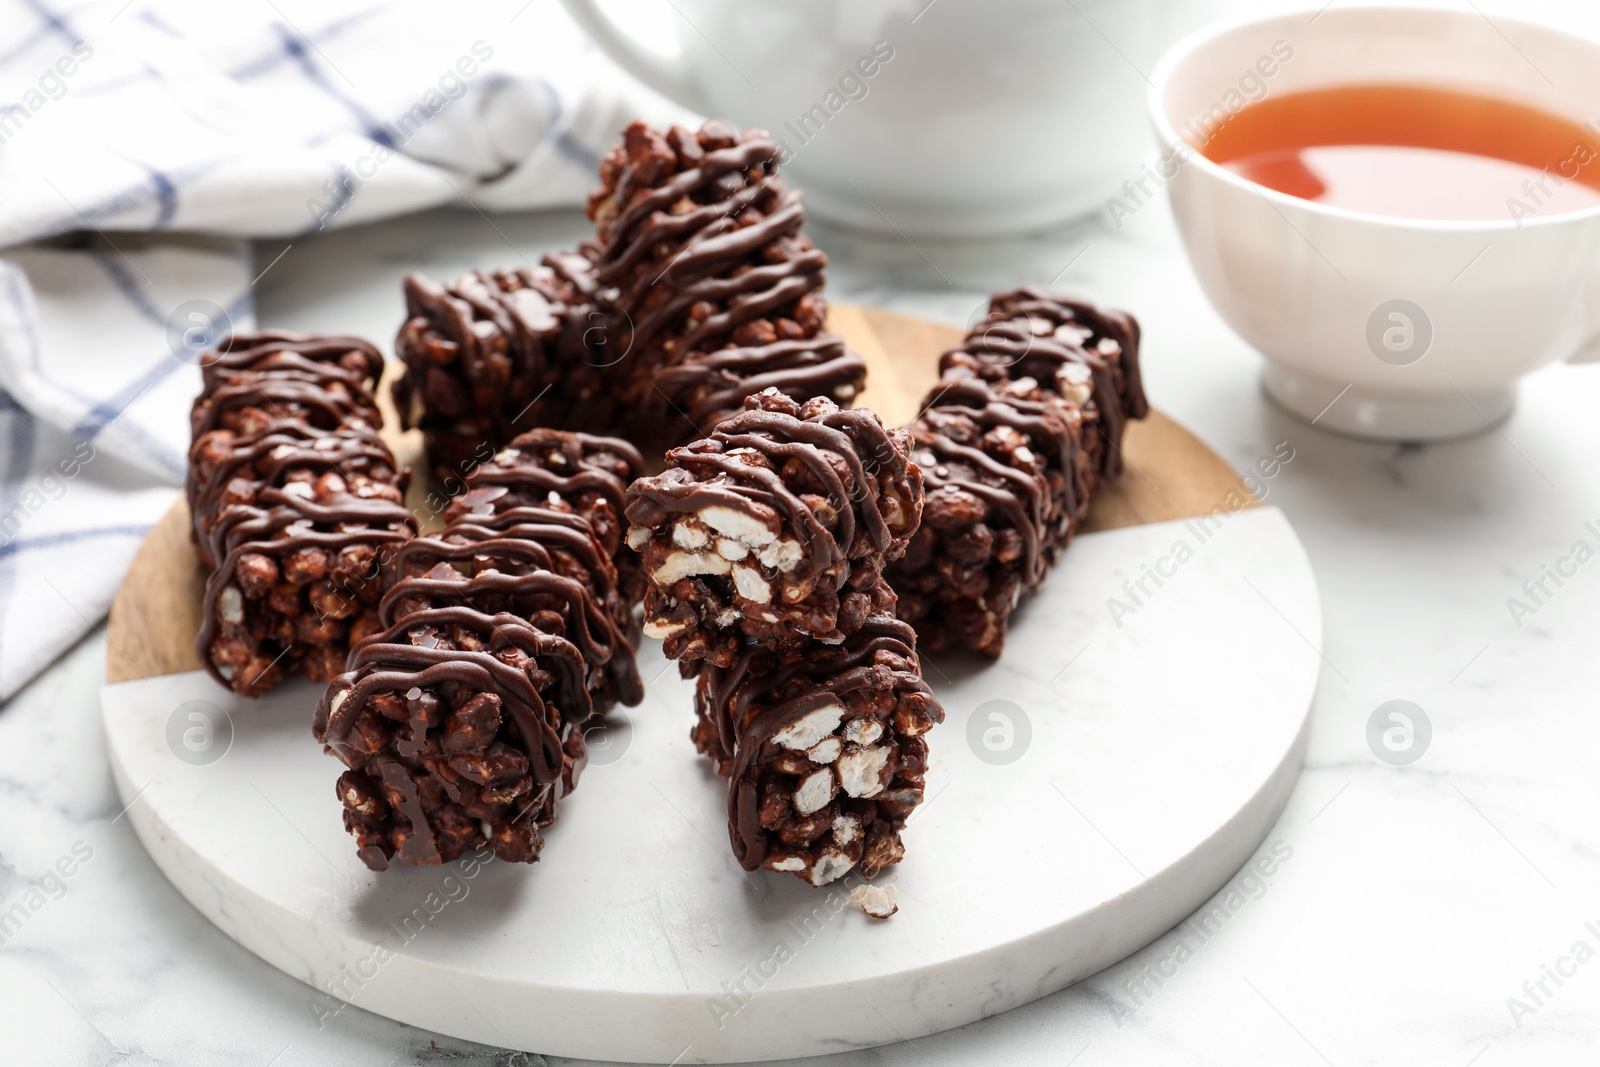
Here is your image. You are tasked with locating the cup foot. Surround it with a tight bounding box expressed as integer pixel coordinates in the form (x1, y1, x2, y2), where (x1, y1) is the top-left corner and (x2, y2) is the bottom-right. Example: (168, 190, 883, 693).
(1261, 364, 1515, 442)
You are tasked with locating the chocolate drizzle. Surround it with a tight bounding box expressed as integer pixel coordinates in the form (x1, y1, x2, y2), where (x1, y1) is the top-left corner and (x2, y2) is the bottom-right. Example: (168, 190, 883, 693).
(188, 423, 402, 563)
(909, 381, 1059, 591)
(634, 399, 917, 582)
(887, 289, 1148, 657)
(194, 488, 414, 685)
(990, 287, 1146, 418)
(304, 422, 649, 871)
(625, 392, 921, 664)
(693, 615, 942, 876)
(585, 120, 864, 447)
(951, 287, 1147, 478)
(193, 332, 385, 438)
(393, 257, 603, 479)
(200, 330, 386, 389)
(188, 332, 414, 694)
(444, 428, 647, 612)
(448, 431, 641, 547)
(310, 462, 650, 871)
(318, 607, 583, 787)
(655, 333, 865, 435)
(311, 597, 589, 869)
(384, 516, 642, 711)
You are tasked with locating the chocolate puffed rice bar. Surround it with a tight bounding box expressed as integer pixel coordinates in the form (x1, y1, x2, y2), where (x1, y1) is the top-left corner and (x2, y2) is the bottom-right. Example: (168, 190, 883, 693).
(392, 252, 605, 481)
(624, 390, 923, 667)
(887, 288, 1149, 657)
(314, 600, 591, 871)
(189, 332, 413, 695)
(692, 615, 943, 886)
(585, 119, 865, 448)
(314, 443, 647, 871)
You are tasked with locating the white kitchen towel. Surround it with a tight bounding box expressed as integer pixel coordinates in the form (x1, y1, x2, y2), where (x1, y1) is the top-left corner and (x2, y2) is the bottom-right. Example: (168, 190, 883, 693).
(0, 0, 685, 698)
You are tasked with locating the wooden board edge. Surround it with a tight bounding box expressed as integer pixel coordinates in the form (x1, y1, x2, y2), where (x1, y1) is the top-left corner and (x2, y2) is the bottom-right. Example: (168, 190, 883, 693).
(106, 498, 205, 685)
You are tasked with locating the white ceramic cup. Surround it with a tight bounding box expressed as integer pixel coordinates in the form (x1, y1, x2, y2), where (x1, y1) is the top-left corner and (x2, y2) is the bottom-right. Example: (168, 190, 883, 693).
(1150, 6, 1600, 441)
(560, 0, 1209, 237)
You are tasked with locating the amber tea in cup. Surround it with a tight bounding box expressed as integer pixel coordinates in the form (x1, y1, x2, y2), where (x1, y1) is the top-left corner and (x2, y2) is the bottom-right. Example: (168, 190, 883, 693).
(1201, 84, 1600, 221)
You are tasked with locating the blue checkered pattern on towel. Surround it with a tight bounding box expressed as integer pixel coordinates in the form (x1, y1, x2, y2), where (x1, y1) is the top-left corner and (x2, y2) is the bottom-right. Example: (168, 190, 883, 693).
(0, 0, 685, 699)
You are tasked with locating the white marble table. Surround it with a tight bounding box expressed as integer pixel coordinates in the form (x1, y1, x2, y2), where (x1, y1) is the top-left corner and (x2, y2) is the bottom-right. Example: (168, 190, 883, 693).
(7, 6, 1600, 1061)
(6, 198, 1597, 1067)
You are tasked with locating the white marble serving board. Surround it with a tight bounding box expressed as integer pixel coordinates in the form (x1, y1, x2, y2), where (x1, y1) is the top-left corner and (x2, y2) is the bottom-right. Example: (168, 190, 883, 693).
(100, 506, 1318, 1063)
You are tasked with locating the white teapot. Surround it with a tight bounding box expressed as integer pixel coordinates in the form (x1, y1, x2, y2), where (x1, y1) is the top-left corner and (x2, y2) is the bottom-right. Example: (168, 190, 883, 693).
(560, 0, 1212, 236)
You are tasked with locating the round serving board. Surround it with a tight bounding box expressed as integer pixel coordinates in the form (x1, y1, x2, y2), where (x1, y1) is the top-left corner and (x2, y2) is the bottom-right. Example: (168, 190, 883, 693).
(101, 306, 1320, 1063)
